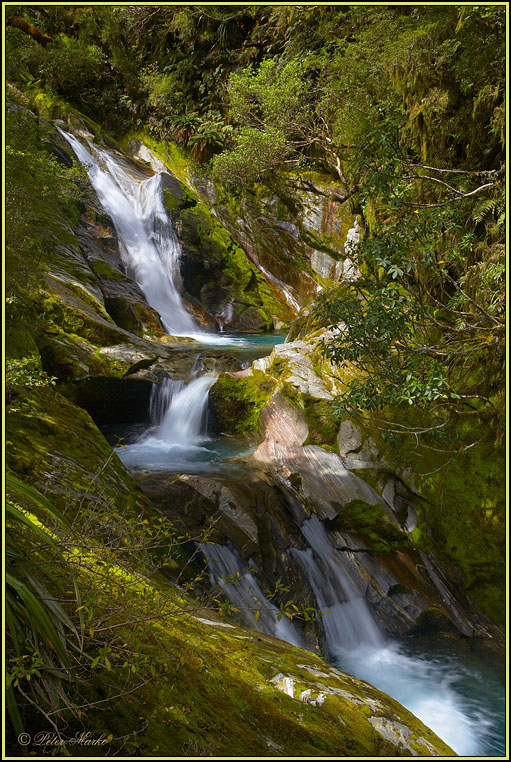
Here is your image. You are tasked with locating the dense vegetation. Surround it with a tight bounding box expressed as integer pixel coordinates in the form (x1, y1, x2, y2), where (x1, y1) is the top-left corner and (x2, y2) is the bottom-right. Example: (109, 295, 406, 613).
(4, 4, 506, 753)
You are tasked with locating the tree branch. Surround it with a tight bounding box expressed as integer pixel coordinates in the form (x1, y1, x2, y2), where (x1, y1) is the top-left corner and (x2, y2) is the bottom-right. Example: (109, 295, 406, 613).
(8, 16, 53, 46)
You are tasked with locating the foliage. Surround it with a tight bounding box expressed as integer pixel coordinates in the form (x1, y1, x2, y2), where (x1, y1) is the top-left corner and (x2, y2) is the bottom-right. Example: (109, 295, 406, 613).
(211, 125, 289, 187)
(6, 356, 56, 407)
(313, 103, 504, 443)
(5, 106, 86, 298)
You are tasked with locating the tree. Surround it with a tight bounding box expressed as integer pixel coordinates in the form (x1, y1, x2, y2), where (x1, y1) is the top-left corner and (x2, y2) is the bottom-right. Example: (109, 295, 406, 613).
(314, 114, 505, 446)
(211, 57, 353, 188)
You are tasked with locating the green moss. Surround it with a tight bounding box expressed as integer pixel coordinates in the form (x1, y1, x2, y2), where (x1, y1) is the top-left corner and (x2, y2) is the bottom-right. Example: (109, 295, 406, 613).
(419, 443, 506, 621)
(5, 385, 144, 515)
(34, 288, 122, 347)
(90, 259, 124, 281)
(363, 413, 506, 622)
(414, 607, 458, 634)
(209, 374, 276, 435)
(331, 499, 408, 555)
(301, 228, 344, 259)
(119, 129, 195, 186)
(302, 397, 338, 447)
(5, 325, 40, 361)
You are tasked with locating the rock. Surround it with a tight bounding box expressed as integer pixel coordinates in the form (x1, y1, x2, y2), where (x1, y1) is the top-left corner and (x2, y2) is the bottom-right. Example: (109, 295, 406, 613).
(254, 394, 309, 463)
(310, 249, 343, 281)
(337, 419, 363, 457)
(123, 356, 158, 377)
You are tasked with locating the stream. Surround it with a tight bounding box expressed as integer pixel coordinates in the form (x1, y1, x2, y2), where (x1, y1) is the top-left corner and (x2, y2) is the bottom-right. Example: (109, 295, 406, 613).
(64, 131, 506, 758)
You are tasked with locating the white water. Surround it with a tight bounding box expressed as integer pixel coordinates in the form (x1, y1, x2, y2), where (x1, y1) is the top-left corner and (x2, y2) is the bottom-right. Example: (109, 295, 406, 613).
(119, 373, 217, 471)
(295, 515, 384, 651)
(60, 130, 250, 346)
(149, 375, 215, 445)
(294, 515, 491, 755)
(201, 543, 304, 648)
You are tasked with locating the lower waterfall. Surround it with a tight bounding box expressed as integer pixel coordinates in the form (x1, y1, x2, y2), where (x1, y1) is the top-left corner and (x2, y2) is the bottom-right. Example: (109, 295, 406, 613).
(200, 543, 304, 649)
(293, 515, 496, 755)
(110, 337, 504, 757)
(294, 515, 384, 652)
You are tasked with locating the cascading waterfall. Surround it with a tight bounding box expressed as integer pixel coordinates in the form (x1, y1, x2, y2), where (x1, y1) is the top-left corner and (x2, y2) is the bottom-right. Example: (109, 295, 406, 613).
(293, 514, 490, 755)
(60, 130, 202, 337)
(117, 371, 217, 472)
(201, 543, 304, 648)
(294, 515, 384, 652)
(60, 130, 245, 345)
(146, 375, 215, 448)
(62, 131, 504, 757)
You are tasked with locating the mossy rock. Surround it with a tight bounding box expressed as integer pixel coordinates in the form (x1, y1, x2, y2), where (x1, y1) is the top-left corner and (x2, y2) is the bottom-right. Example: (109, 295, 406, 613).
(5, 324, 40, 360)
(412, 607, 459, 635)
(327, 499, 408, 555)
(302, 396, 338, 447)
(104, 295, 164, 336)
(347, 406, 506, 624)
(209, 374, 276, 436)
(5, 385, 147, 516)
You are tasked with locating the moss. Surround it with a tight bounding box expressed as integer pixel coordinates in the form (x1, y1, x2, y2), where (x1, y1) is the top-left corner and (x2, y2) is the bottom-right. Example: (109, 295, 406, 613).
(171, 190, 293, 326)
(34, 287, 123, 347)
(363, 413, 506, 623)
(5, 325, 40, 360)
(302, 397, 338, 447)
(209, 374, 276, 435)
(413, 607, 458, 634)
(330, 499, 408, 555)
(90, 259, 124, 281)
(301, 228, 344, 259)
(118, 129, 195, 186)
(5, 385, 145, 516)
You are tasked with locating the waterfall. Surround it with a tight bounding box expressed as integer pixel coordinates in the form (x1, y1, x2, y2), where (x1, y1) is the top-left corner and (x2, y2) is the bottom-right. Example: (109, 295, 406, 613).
(60, 130, 202, 337)
(293, 515, 384, 654)
(201, 543, 304, 648)
(294, 515, 487, 756)
(145, 374, 216, 448)
(116, 371, 217, 472)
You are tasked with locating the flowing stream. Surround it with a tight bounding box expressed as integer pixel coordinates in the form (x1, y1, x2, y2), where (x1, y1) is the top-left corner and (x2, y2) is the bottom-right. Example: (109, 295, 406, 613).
(70, 132, 504, 758)
(200, 543, 304, 648)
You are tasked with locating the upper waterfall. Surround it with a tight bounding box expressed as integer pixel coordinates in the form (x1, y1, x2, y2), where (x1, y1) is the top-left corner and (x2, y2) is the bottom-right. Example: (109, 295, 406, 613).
(60, 130, 246, 345)
(60, 130, 201, 337)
